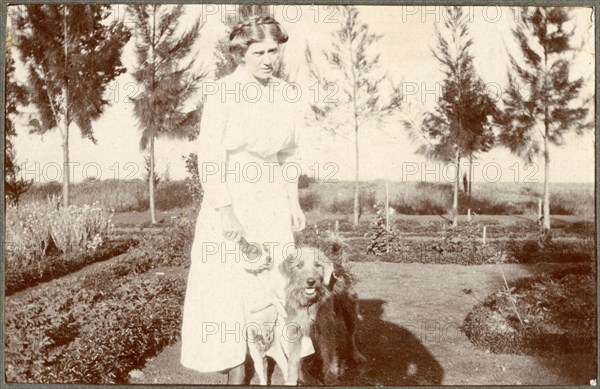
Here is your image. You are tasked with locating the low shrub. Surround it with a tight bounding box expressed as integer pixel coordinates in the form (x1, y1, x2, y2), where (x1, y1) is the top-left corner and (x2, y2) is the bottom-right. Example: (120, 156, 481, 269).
(326, 189, 376, 215)
(6, 197, 114, 261)
(299, 191, 320, 211)
(5, 273, 185, 383)
(154, 181, 193, 211)
(4, 216, 194, 384)
(183, 152, 203, 209)
(298, 173, 315, 189)
(5, 239, 137, 296)
(462, 267, 595, 355)
(365, 208, 403, 255)
(344, 230, 594, 265)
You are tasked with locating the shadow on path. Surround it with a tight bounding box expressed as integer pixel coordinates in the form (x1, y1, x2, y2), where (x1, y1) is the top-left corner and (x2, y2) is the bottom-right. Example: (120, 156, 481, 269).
(313, 298, 444, 386)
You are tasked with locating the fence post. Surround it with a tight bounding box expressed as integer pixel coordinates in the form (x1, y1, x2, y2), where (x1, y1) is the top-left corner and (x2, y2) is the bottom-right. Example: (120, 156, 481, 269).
(482, 226, 487, 245)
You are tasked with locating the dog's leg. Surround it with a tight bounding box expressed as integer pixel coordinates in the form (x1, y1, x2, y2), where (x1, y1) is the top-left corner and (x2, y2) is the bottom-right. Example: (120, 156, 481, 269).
(269, 338, 288, 384)
(284, 324, 303, 386)
(247, 325, 268, 385)
(341, 296, 367, 364)
(316, 301, 340, 385)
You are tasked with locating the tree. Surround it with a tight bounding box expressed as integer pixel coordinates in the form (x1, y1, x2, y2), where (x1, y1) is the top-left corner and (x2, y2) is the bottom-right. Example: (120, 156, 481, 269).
(143, 156, 160, 188)
(419, 6, 496, 227)
(13, 5, 131, 207)
(495, 7, 592, 231)
(5, 35, 32, 204)
(306, 6, 402, 227)
(127, 4, 204, 224)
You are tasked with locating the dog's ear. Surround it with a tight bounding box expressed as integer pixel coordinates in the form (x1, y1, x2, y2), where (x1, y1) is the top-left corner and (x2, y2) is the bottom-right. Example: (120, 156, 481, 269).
(322, 257, 335, 286)
(279, 252, 297, 275)
(325, 230, 347, 261)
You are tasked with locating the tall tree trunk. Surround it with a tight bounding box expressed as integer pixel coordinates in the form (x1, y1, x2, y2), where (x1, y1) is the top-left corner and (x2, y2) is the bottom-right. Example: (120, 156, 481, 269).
(453, 148, 460, 227)
(62, 5, 69, 208)
(148, 5, 157, 224)
(468, 153, 473, 201)
(542, 36, 551, 232)
(149, 136, 157, 224)
(353, 126, 359, 227)
(543, 126, 551, 231)
(62, 124, 70, 208)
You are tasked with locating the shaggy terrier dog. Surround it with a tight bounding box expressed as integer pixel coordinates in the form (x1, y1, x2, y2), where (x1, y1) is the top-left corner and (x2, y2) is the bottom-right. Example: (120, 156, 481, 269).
(279, 236, 366, 385)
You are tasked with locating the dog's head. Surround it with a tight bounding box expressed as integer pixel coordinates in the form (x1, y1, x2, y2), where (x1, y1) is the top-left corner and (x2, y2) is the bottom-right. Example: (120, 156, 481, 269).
(279, 246, 334, 306)
(240, 237, 273, 274)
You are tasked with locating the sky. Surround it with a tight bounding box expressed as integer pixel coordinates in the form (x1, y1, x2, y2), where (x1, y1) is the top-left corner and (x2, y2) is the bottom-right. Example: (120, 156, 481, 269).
(8, 5, 596, 185)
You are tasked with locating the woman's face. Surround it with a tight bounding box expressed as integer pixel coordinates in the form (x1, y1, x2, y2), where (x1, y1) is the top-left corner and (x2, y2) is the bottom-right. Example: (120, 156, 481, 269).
(242, 37, 279, 80)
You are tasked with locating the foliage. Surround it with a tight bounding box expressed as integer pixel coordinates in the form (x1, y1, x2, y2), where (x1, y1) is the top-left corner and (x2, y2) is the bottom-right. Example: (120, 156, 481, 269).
(299, 191, 320, 211)
(5, 239, 136, 296)
(4, 216, 193, 383)
(462, 266, 595, 354)
(325, 189, 376, 214)
(5, 196, 115, 261)
(127, 4, 204, 223)
(13, 4, 131, 206)
(419, 6, 497, 226)
(365, 207, 403, 255)
(494, 7, 592, 230)
(5, 273, 185, 383)
(183, 152, 203, 208)
(306, 5, 403, 226)
(5, 39, 33, 203)
(298, 173, 315, 189)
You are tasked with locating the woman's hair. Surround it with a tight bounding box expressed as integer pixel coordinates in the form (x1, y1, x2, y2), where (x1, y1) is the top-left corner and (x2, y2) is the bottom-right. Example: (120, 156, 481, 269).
(229, 15, 288, 57)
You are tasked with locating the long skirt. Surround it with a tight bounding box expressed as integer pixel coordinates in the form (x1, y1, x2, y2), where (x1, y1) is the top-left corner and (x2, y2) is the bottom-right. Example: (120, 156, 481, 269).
(180, 149, 309, 373)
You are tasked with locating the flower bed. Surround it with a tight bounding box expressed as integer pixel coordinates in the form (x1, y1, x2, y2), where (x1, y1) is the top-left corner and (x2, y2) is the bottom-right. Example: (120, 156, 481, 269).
(4, 216, 194, 384)
(6, 198, 115, 260)
(5, 238, 138, 296)
(297, 218, 595, 265)
(5, 272, 185, 383)
(461, 266, 596, 355)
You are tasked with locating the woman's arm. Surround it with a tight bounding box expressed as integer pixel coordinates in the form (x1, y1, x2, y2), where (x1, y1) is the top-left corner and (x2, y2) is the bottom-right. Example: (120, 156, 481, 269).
(278, 147, 305, 232)
(198, 94, 243, 241)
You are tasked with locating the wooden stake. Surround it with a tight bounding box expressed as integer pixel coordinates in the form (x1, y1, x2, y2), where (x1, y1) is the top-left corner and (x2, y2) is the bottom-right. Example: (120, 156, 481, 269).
(483, 226, 487, 245)
(385, 179, 390, 231)
(467, 208, 471, 223)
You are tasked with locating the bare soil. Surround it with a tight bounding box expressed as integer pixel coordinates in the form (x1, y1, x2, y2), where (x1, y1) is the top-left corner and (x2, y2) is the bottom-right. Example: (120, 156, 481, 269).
(130, 261, 596, 385)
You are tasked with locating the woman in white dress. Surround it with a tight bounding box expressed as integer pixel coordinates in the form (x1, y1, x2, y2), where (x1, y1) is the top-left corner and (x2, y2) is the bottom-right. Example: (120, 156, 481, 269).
(180, 16, 309, 384)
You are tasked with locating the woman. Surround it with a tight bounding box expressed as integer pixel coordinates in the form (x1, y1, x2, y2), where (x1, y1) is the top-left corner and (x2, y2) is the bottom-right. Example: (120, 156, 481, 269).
(180, 16, 309, 384)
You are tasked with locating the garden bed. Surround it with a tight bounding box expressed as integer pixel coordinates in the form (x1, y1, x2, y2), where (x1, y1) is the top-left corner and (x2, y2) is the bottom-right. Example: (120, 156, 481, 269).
(4, 218, 194, 384)
(461, 266, 596, 355)
(5, 238, 138, 296)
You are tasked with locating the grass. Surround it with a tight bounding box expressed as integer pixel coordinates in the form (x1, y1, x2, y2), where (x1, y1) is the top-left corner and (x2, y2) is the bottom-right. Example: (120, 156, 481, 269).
(19, 179, 593, 217)
(21, 180, 192, 213)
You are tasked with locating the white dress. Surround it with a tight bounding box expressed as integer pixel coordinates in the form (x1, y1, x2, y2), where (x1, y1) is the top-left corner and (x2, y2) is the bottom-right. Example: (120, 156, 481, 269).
(180, 65, 310, 373)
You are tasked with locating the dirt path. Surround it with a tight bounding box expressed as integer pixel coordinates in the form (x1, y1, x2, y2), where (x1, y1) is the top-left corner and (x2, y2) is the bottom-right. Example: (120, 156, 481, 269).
(130, 261, 595, 386)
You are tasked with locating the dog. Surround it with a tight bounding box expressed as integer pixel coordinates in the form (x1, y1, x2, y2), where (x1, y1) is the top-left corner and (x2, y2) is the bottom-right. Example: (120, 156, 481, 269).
(240, 238, 287, 385)
(279, 235, 366, 385)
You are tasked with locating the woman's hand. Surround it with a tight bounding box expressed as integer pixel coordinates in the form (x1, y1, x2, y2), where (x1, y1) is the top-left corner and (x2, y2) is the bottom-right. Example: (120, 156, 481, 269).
(290, 202, 306, 232)
(218, 206, 244, 242)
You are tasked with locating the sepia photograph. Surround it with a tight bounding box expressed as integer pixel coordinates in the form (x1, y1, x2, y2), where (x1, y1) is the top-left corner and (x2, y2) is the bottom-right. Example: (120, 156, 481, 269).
(3, 2, 597, 386)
